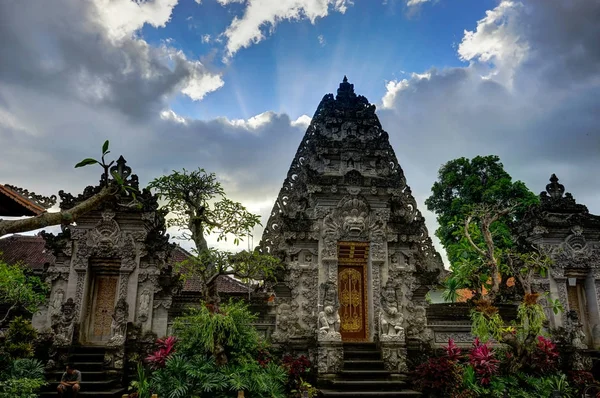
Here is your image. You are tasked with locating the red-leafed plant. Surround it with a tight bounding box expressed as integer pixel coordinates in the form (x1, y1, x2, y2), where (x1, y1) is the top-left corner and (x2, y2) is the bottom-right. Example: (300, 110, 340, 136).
(413, 339, 463, 396)
(282, 355, 312, 392)
(145, 336, 177, 370)
(257, 347, 274, 368)
(445, 338, 463, 361)
(468, 338, 499, 385)
(530, 336, 559, 374)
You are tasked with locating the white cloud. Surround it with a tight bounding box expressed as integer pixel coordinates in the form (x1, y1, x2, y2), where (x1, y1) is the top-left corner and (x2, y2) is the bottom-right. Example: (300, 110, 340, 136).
(222, 0, 353, 56)
(291, 114, 311, 129)
(225, 111, 275, 130)
(202, 34, 211, 43)
(160, 109, 186, 124)
(317, 34, 326, 47)
(380, 0, 600, 263)
(458, 1, 528, 85)
(406, 0, 429, 6)
(91, 0, 179, 42)
(381, 72, 430, 109)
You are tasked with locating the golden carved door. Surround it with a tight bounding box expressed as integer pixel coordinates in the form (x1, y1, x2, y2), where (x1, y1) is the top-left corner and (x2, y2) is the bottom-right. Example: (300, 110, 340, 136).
(338, 242, 368, 341)
(90, 276, 118, 342)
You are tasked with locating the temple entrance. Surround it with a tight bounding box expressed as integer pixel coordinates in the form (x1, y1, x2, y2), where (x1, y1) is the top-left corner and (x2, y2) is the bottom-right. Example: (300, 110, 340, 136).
(88, 275, 118, 343)
(338, 242, 369, 341)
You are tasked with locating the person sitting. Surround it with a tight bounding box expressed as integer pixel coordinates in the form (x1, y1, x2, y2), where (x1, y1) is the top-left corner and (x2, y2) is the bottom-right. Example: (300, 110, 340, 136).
(57, 363, 81, 397)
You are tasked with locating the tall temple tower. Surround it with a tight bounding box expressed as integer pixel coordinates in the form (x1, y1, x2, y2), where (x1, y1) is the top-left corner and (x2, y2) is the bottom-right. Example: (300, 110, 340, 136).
(261, 78, 444, 375)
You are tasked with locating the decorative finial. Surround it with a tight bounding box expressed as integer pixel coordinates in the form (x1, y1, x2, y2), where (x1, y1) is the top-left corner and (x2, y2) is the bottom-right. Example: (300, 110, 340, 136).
(110, 155, 132, 182)
(343, 75, 348, 83)
(546, 174, 565, 199)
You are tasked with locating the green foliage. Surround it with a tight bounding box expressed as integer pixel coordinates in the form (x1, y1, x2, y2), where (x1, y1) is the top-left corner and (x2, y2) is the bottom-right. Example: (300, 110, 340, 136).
(151, 354, 286, 398)
(0, 358, 46, 398)
(442, 276, 461, 303)
(5, 358, 44, 380)
(148, 168, 281, 302)
(517, 302, 546, 338)
(470, 310, 505, 343)
(148, 168, 260, 248)
(3, 317, 37, 359)
(425, 155, 538, 285)
(0, 257, 48, 326)
(0, 377, 46, 398)
(141, 300, 287, 398)
(130, 364, 152, 398)
(172, 299, 260, 363)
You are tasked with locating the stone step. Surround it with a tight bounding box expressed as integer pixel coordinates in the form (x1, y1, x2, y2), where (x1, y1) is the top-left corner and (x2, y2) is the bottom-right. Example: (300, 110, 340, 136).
(70, 362, 104, 371)
(342, 342, 378, 350)
(343, 359, 386, 370)
(320, 389, 422, 397)
(328, 379, 409, 391)
(39, 387, 126, 398)
(46, 379, 119, 392)
(70, 353, 105, 362)
(338, 370, 393, 379)
(46, 371, 107, 382)
(344, 350, 382, 360)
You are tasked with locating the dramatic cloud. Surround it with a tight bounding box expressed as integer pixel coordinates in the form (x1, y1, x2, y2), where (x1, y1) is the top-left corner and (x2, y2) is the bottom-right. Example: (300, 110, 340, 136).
(379, 0, 600, 257)
(0, 0, 223, 118)
(221, 0, 353, 56)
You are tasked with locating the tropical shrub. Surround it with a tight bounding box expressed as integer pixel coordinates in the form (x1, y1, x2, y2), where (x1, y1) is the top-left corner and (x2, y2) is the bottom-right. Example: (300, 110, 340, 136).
(146, 336, 177, 370)
(129, 299, 288, 398)
(2, 317, 37, 359)
(413, 339, 463, 397)
(0, 358, 46, 398)
(282, 355, 313, 395)
(468, 338, 499, 385)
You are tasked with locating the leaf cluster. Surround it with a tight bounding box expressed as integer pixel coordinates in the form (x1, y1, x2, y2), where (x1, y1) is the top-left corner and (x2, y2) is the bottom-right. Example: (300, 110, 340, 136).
(148, 168, 260, 250)
(425, 155, 538, 275)
(0, 258, 47, 327)
(0, 358, 46, 398)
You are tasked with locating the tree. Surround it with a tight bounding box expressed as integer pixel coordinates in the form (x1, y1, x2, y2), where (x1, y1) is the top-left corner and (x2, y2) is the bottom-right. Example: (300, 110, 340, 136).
(0, 258, 48, 327)
(425, 156, 539, 297)
(0, 141, 133, 237)
(148, 168, 281, 303)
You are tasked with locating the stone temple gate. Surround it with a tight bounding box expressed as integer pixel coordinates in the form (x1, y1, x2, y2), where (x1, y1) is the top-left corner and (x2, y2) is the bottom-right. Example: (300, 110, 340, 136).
(260, 77, 444, 375)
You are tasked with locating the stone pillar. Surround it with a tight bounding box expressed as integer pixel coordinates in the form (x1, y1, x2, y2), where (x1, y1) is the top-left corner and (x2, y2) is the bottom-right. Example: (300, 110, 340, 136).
(555, 278, 569, 326)
(381, 341, 408, 375)
(317, 341, 343, 376)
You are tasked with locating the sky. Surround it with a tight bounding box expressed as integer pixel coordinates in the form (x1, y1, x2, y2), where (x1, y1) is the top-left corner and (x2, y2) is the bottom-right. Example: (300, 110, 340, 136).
(0, 0, 599, 263)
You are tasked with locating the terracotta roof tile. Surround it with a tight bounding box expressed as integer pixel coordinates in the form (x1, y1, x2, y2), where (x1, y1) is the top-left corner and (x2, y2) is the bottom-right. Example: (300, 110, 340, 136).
(0, 234, 54, 270)
(0, 237, 247, 293)
(0, 185, 46, 216)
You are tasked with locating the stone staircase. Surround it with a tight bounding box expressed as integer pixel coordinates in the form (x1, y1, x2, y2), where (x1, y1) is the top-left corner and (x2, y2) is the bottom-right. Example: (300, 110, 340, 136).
(40, 346, 126, 398)
(319, 342, 421, 398)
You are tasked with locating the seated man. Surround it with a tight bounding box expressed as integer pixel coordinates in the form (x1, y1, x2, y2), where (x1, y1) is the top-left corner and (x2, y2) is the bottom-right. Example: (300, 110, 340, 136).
(57, 363, 81, 397)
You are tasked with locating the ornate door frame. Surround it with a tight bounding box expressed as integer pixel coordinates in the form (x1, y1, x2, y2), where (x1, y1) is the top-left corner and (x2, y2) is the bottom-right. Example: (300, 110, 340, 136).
(338, 241, 369, 341)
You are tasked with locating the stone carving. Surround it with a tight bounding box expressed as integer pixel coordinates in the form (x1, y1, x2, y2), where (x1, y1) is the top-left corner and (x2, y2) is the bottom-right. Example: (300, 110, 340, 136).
(318, 306, 341, 341)
(566, 310, 588, 350)
(272, 303, 299, 341)
(380, 280, 404, 342)
(257, 78, 443, 373)
(51, 298, 76, 346)
(381, 343, 408, 373)
(317, 343, 343, 374)
(50, 289, 65, 316)
(137, 289, 151, 323)
(108, 298, 128, 346)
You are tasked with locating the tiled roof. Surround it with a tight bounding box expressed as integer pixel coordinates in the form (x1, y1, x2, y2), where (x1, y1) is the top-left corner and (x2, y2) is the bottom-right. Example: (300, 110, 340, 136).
(0, 184, 46, 216)
(169, 246, 249, 294)
(0, 234, 54, 270)
(0, 236, 248, 293)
